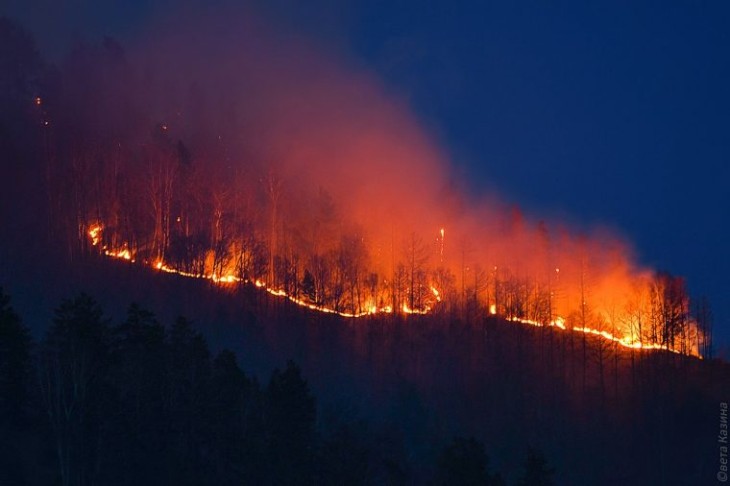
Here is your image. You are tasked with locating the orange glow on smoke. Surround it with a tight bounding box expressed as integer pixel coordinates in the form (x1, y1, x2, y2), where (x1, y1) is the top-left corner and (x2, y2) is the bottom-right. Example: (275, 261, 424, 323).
(75, 19, 703, 359)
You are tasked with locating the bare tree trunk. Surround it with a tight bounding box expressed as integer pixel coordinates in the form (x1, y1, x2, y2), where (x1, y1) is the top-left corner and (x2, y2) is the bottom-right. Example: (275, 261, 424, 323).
(267, 172, 281, 287)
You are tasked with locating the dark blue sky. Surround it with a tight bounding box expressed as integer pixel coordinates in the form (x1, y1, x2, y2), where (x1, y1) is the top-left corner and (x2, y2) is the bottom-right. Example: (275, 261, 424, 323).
(4, 1, 729, 349)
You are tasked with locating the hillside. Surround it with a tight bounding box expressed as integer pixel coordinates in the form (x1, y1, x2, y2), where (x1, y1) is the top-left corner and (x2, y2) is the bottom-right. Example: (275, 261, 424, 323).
(2, 250, 728, 484)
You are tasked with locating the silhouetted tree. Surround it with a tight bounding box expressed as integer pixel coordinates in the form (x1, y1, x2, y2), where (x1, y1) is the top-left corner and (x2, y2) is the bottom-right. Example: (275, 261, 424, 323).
(265, 360, 316, 484)
(165, 316, 211, 484)
(404, 232, 430, 312)
(650, 272, 690, 353)
(39, 293, 110, 486)
(0, 287, 32, 422)
(0, 288, 34, 485)
(109, 303, 167, 484)
(301, 269, 317, 303)
(694, 296, 713, 359)
(266, 171, 283, 287)
(208, 349, 259, 484)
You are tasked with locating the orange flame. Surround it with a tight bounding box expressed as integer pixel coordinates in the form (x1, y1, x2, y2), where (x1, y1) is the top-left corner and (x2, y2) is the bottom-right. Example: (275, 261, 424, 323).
(89, 224, 700, 357)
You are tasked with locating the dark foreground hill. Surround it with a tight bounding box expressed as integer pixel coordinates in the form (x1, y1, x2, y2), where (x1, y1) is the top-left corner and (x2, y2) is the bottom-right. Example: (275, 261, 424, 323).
(1, 250, 729, 485)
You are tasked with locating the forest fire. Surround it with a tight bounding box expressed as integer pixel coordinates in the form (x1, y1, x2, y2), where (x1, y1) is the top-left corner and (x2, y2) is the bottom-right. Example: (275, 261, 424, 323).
(54, 19, 708, 361)
(92, 227, 393, 318)
(3, 7, 726, 486)
(88, 223, 700, 356)
(87, 226, 442, 320)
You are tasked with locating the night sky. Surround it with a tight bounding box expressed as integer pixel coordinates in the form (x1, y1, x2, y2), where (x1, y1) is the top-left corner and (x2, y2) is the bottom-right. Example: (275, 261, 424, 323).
(4, 0, 729, 349)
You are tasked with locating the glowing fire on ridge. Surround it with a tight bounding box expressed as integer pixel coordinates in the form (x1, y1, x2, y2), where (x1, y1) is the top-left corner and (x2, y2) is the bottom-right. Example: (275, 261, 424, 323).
(86, 223, 698, 356)
(88, 222, 442, 318)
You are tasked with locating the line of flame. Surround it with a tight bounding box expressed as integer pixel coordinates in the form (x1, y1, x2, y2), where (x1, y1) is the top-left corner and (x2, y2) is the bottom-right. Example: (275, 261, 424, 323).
(87, 224, 694, 355)
(154, 258, 393, 317)
(507, 316, 682, 354)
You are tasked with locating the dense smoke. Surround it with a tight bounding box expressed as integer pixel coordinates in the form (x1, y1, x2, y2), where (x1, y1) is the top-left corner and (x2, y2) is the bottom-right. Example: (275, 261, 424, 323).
(34, 6, 705, 354)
